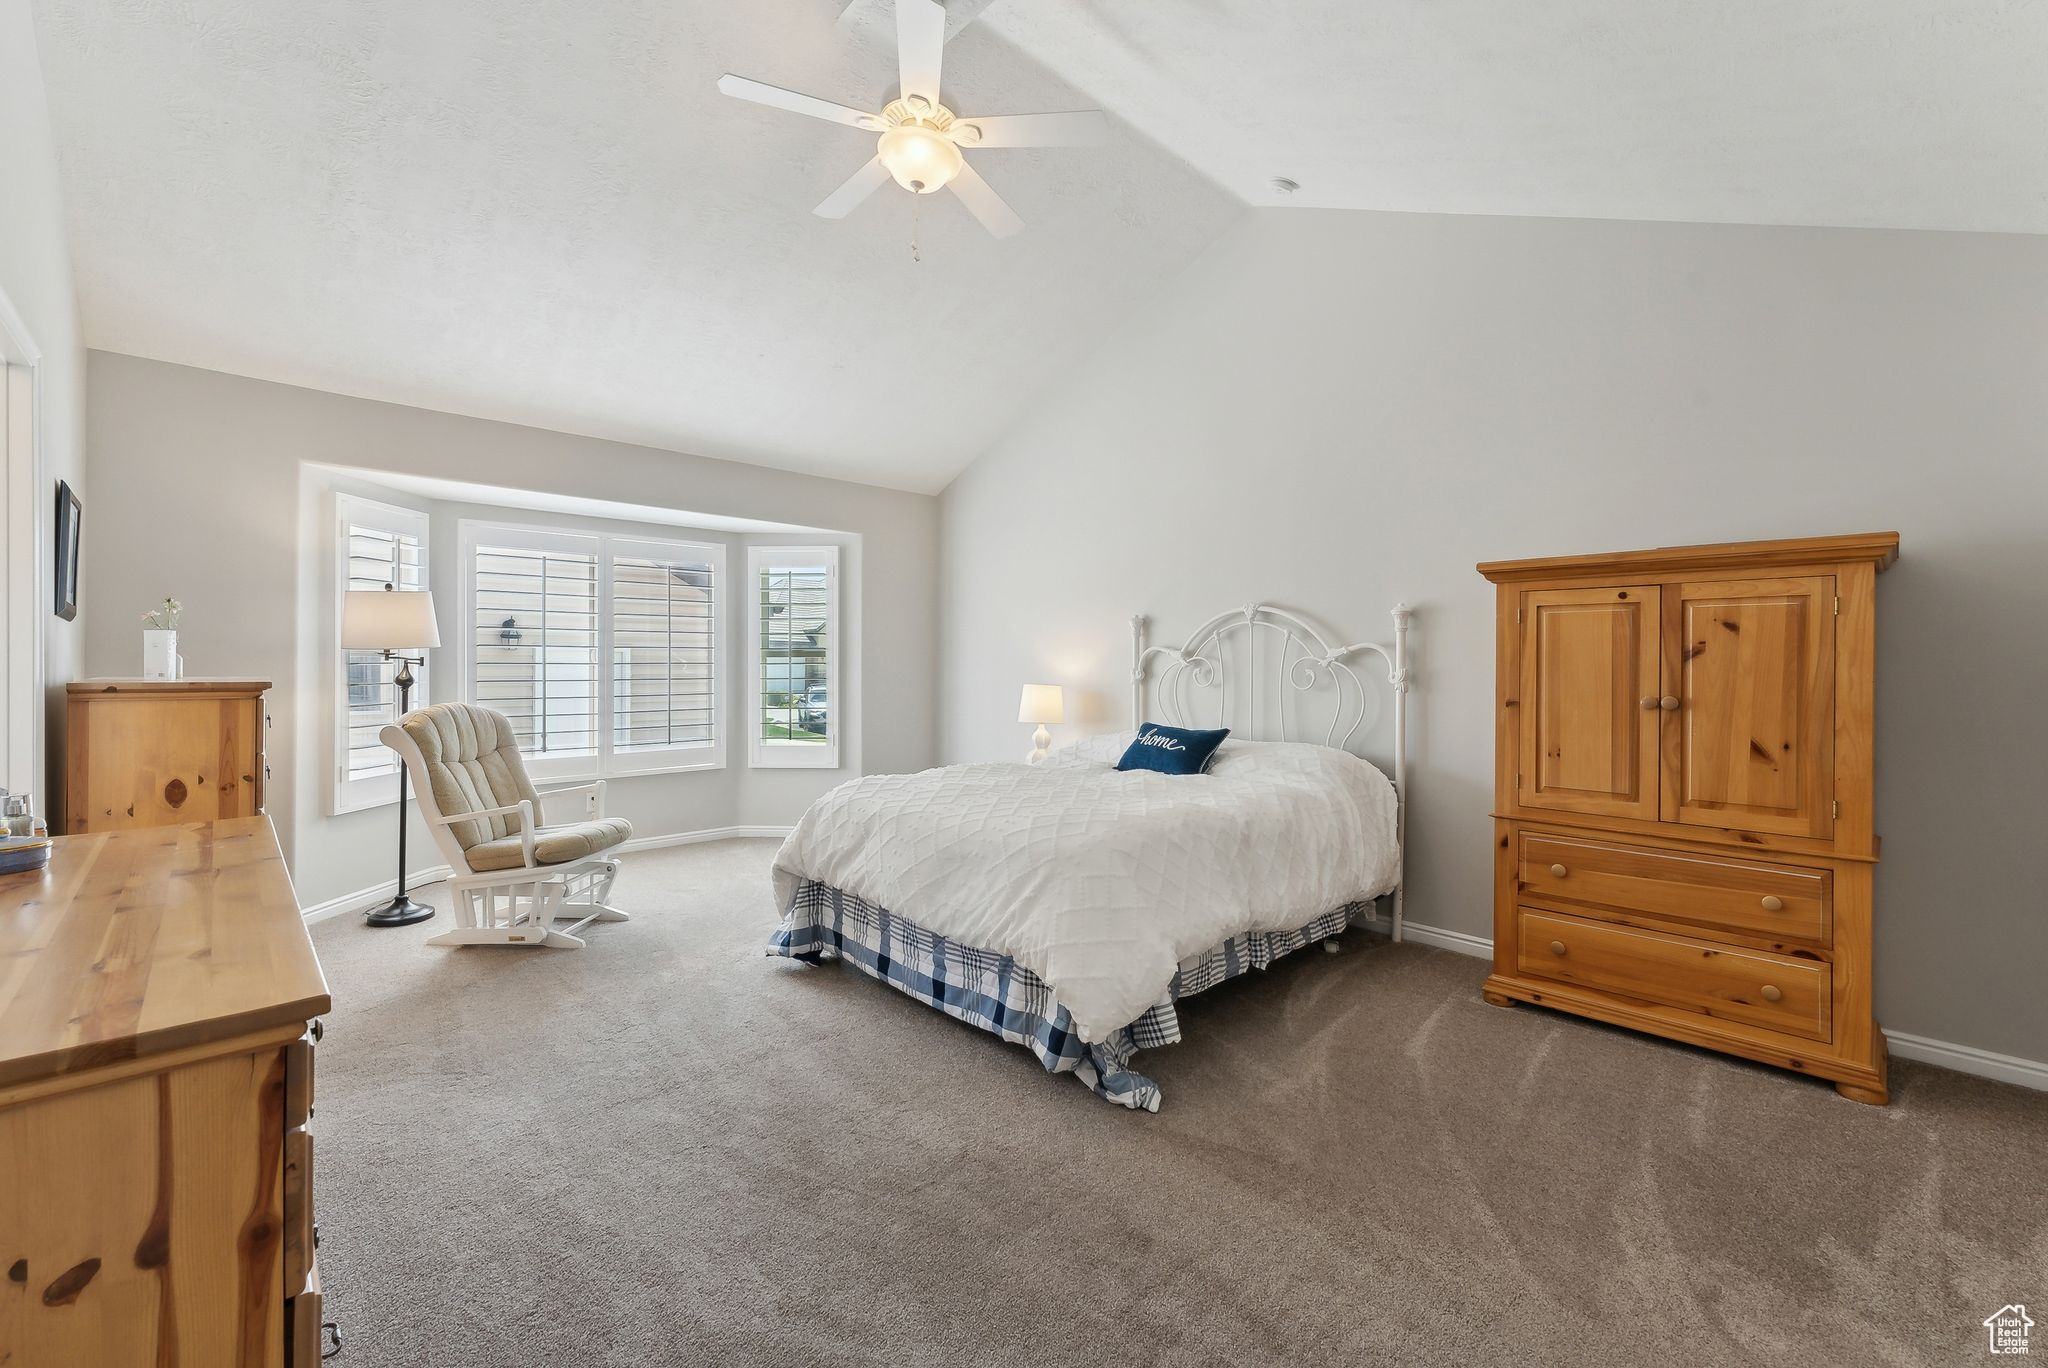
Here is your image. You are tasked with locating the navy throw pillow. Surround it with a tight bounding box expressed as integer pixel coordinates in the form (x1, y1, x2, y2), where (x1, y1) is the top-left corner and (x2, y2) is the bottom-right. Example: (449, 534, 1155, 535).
(1116, 723, 1230, 775)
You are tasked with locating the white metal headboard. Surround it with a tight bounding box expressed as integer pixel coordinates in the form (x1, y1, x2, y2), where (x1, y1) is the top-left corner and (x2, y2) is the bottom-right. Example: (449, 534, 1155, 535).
(1130, 603, 1412, 939)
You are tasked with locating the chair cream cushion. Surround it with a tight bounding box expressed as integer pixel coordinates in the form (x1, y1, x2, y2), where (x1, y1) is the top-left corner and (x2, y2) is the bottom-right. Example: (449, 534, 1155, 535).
(465, 817, 633, 873)
(400, 704, 546, 851)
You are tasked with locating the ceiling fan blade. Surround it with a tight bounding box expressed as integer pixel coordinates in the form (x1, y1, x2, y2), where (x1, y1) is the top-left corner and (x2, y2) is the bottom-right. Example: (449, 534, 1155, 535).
(718, 74, 876, 130)
(896, 0, 946, 107)
(814, 157, 893, 219)
(949, 162, 1023, 238)
(950, 110, 1109, 148)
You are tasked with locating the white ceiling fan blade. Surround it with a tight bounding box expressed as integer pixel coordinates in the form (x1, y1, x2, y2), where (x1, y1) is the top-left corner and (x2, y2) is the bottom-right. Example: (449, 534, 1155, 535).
(718, 74, 876, 130)
(896, 0, 946, 107)
(950, 110, 1109, 148)
(814, 157, 893, 219)
(949, 162, 1023, 238)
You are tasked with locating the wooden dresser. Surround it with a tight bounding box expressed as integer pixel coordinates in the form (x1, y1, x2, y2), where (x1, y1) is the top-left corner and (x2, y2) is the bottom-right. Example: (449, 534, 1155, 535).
(1478, 533, 1898, 1103)
(66, 678, 271, 834)
(0, 819, 330, 1365)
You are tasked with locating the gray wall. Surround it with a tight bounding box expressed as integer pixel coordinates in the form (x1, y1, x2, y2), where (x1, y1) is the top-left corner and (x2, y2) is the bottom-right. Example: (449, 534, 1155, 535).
(85, 352, 939, 908)
(940, 209, 2048, 1063)
(0, 0, 88, 808)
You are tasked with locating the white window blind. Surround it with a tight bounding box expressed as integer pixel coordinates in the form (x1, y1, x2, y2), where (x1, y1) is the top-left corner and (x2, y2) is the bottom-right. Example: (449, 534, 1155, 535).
(470, 539, 600, 760)
(461, 523, 723, 777)
(749, 546, 839, 769)
(611, 544, 717, 755)
(334, 495, 429, 814)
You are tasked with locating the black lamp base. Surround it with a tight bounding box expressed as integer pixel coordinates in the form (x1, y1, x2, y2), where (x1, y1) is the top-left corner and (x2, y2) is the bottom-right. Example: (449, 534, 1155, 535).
(364, 894, 435, 928)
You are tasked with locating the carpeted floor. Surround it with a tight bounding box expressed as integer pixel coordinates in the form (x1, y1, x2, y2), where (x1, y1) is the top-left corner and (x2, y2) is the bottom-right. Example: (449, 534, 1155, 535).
(309, 839, 2045, 1367)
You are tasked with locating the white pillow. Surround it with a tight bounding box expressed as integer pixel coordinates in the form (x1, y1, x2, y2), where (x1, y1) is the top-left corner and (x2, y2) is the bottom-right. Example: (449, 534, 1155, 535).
(1035, 730, 1135, 768)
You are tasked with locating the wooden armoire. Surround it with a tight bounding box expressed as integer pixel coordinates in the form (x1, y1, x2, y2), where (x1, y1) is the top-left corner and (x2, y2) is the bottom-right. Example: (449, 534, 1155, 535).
(1478, 533, 1898, 1103)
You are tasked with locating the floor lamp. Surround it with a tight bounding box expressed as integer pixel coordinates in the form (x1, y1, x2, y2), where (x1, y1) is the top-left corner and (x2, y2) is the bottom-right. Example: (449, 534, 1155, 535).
(342, 582, 441, 928)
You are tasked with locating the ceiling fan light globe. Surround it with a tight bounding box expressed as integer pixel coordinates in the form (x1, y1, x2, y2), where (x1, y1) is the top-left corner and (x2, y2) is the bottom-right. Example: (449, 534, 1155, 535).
(878, 124, 963, 194)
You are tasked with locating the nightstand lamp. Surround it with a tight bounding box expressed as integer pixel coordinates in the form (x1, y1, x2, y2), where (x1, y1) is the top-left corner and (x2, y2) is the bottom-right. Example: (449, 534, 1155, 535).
(1018, 684, 1064, 764)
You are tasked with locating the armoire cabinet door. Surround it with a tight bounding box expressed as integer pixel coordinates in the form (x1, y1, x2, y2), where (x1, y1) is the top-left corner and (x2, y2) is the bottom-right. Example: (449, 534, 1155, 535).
(1517, 585, 1662, 821)
(1662, 577, 1835, 837)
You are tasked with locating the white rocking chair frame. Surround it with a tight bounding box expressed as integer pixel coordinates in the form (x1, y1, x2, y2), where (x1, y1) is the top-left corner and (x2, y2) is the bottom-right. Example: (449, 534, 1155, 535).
(380, 722, 632, 949)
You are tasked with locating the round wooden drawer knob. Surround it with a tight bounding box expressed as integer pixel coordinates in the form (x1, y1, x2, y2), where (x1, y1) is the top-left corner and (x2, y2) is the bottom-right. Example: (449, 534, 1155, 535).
(1550, 864, 1568, 878)
(1659, 696, 1680, 710)
(1760, 895, 1785, 912)
(1548, 940, 1567, 956)
(1639, 696, 1660, 710)
(1760, 985, 1783, 1003)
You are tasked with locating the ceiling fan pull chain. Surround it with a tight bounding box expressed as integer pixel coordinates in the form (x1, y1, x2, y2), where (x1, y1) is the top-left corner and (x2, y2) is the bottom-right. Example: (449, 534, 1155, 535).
(910, 197, 922, 263)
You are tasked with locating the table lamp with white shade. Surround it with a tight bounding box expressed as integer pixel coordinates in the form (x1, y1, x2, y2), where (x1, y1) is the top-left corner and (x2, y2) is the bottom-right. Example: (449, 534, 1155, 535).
(1018, 683, 1064, 764)
(342, 583, 440, 927)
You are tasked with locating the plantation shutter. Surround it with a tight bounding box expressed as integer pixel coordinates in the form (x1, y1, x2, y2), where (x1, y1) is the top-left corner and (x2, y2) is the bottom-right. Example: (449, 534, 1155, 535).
(611, 547, 717, 753)
(750, 546, 838, 767)
(343, 519, 426, 782)
(470, 539, 599, 758)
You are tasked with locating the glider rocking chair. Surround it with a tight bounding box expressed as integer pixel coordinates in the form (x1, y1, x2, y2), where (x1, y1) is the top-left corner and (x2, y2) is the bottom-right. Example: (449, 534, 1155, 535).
(382, 702, 633, 948)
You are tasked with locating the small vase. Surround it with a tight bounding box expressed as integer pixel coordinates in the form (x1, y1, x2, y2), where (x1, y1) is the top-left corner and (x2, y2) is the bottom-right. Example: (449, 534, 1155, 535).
(142, 628, 181, 681)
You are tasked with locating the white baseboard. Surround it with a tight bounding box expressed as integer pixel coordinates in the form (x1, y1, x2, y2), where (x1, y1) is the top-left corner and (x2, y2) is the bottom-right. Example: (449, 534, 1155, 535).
(1887, 1031, 2048, 1092)
(1394, 921, 2046, 1094)
(300, 864, 454, 925)
(299, 826, 793, 925)
(1398, 919, 1493, 959)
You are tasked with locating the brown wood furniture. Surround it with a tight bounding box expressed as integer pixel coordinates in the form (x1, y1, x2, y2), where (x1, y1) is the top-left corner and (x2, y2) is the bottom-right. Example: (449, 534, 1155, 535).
(1478, 533, 1898, 1104)
(66, 678, 271, 834)
(0, 818, 329, 1365)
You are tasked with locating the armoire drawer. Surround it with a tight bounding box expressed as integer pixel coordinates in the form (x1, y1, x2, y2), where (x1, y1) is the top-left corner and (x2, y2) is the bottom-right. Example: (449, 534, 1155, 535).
(1517, 909, 1831, 1042)
(1519, 834, 1829, 943)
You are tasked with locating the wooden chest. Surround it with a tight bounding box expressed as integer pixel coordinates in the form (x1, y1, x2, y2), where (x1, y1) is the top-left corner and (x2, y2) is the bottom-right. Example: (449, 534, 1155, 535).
(0, 819, 329, 1365)
(65, 678, 270, 833)
(1478, 533, 1897, 1103)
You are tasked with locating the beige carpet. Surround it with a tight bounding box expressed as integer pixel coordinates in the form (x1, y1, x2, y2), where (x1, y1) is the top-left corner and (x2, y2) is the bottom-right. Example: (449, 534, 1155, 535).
(309, 839, 2045, 1367)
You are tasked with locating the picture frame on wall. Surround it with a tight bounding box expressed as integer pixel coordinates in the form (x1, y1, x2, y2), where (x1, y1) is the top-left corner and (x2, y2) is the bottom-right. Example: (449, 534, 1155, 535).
(54, 480, 80, 622)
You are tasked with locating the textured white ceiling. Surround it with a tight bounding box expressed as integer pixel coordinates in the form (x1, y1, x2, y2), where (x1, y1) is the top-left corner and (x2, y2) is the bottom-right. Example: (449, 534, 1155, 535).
(984, 0, 2048, 231)
(29, 0, 1238, 493)
(32, 2, 2048, 494)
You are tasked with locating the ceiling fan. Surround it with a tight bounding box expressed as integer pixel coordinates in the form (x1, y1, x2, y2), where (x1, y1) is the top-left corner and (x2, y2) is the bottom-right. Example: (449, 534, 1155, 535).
(717, 0, 1107, 238)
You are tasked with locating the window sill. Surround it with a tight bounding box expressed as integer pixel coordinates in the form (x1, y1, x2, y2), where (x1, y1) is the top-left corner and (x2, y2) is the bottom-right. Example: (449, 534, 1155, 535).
(604, 758, 727, 779)
(527, 758, 727, 786)
(749, 749, 841, 771)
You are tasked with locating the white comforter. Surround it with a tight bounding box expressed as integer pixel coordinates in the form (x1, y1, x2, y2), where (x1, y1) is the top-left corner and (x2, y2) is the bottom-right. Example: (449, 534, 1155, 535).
(771, 732, 1400, 1041)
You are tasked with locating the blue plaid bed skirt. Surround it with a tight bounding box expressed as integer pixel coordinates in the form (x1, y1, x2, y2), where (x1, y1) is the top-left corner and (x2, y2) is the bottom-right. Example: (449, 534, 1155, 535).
(768, 881, 1374, 1111)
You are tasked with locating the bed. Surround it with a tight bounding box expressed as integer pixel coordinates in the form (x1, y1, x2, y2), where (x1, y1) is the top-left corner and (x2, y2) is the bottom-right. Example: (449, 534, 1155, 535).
(768, 603, 1412, 1110)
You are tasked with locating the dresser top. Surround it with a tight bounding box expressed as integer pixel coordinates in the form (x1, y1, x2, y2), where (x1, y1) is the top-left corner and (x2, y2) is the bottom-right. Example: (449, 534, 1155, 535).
(1477, 531, 1900, 583)
(0, 818, 327, 1090)
(68, 677, 271, 694)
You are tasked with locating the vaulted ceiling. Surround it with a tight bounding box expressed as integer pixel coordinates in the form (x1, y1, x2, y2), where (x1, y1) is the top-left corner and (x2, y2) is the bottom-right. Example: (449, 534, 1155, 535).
(30, 0, 1239, 493)
(983, 0, 2048, 231)
(32, 1, 2048, 493)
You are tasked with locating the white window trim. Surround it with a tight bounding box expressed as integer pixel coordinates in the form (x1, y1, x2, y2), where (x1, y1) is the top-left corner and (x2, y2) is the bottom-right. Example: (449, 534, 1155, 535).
(331, 492, 431, 815)
(457, 520, 726, 783)
(748, 544, 840, 770)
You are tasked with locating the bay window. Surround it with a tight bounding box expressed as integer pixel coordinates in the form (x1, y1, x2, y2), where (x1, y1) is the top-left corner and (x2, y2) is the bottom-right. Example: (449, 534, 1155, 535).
(461, 522, 722, 777)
